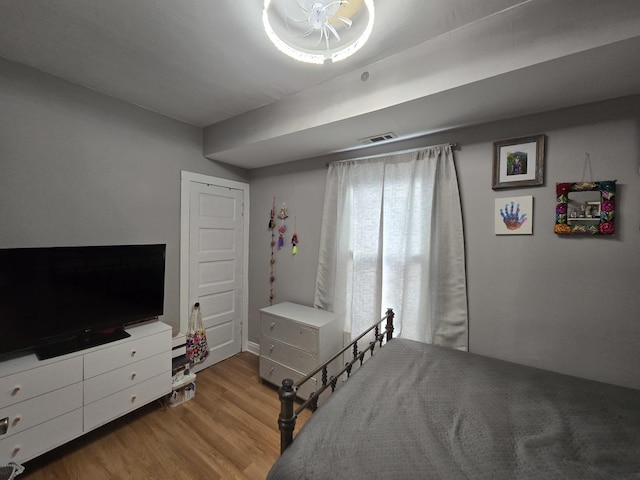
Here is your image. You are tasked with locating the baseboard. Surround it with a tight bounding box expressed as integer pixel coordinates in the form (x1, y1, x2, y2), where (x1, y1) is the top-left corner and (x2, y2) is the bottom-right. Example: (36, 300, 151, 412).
(246, 341, 260, 356)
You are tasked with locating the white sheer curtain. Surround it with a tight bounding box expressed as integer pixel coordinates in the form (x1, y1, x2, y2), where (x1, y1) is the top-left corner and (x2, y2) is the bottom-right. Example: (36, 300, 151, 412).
(314, 145, 468, 350)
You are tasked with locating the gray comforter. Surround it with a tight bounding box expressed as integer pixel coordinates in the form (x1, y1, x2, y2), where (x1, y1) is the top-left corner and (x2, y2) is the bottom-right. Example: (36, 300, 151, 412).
(267, 338, 640, 479)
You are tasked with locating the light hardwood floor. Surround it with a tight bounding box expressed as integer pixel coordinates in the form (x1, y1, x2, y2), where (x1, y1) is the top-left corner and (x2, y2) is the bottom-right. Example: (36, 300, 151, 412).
(20, 352, 310, 480)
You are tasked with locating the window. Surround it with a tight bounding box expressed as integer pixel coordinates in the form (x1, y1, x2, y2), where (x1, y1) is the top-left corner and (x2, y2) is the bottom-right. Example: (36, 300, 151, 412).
(314, 146, 468, 350)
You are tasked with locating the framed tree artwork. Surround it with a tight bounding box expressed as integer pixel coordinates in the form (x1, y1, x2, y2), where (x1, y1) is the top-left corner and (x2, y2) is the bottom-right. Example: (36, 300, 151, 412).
(492, 134, 545, 189)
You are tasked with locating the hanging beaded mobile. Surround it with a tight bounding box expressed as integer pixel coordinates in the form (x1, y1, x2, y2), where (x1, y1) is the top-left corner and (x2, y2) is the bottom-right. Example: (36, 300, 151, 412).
(268, 197, 276, 305)
(268, 197, 276, 230)
(291, 216, 299, 255)
(277, 203, 288, 249)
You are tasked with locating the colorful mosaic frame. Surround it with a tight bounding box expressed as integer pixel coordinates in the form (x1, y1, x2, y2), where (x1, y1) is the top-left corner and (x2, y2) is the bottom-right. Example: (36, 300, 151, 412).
(554, 181, 616, 235)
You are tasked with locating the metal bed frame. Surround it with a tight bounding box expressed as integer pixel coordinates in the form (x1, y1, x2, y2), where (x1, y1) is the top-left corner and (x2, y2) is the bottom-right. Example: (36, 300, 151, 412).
(276, 308, 395, 453)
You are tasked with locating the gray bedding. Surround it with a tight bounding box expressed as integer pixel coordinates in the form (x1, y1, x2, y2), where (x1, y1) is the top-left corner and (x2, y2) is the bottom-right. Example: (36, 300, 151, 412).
(267, 338, 640, 480)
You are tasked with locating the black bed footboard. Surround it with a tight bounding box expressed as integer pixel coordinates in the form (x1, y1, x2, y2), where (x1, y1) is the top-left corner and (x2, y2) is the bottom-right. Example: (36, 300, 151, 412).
(278, 308, 395, 453)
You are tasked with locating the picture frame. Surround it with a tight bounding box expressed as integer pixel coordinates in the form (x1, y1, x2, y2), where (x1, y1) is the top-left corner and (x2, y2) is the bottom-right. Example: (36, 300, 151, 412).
(495, 195, 533, 235)
(492, 134, 545, 189)
(554, 181, 616, 235)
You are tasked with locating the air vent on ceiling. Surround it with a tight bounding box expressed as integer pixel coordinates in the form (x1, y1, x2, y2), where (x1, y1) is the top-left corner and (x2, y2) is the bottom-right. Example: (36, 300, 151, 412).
(359, 132, 397, 144)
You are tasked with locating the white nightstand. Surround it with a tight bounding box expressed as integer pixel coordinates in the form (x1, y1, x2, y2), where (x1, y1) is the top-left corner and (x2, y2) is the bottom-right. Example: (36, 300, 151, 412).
(259, 302, 342, 400)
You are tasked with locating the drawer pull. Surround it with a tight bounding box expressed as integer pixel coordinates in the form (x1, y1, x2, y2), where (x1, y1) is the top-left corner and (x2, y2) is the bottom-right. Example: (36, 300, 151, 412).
(12, 386, 21, 395)
(270, 344, 275, 352)
(0, 417, 8, 435)
(13, 416, 21, 426)
(269, 366, 274, 373)
(131, 372, 137, 380)
(13, 445, 21, 456)
(131, 395, 137, 402)
(270, 322, 275, 329)
(131, 350, 137, 357)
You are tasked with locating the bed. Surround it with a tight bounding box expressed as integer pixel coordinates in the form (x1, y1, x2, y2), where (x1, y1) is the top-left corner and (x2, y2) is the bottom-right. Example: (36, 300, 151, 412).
(267, 309, 640, 479)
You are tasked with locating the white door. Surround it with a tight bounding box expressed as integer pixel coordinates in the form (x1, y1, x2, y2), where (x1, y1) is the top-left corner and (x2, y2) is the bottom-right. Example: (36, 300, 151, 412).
(189, 182, 244, 371)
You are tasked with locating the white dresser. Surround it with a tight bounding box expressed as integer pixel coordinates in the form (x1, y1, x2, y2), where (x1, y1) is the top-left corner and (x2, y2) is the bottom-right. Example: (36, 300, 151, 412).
(259, 302, 342, 400)
(0, 320, 171, 464)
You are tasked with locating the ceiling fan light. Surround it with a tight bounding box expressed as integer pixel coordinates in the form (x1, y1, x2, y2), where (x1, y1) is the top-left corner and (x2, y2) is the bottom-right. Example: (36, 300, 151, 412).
(263, 0, 375, 64)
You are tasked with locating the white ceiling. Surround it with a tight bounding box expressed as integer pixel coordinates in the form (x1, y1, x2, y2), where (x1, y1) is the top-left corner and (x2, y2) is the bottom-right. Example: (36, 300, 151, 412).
(1, 0, 640, 169)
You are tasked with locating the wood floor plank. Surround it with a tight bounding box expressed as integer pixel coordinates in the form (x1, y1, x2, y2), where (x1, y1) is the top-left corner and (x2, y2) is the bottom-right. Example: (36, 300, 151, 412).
(18, 352, 310, 480)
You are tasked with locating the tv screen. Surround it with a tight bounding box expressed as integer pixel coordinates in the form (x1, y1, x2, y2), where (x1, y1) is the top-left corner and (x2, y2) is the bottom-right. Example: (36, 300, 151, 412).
(0, 244, 166, 359)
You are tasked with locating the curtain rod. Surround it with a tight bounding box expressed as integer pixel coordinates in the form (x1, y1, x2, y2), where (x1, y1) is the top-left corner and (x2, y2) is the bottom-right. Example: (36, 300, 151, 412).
(325, 142, 460, 167)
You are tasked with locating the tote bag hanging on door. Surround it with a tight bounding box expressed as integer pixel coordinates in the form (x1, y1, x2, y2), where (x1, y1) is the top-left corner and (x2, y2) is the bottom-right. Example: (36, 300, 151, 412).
(186, 302, 209, 364)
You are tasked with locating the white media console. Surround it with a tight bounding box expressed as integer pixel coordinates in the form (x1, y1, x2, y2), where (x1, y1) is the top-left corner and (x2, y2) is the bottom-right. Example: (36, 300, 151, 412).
(0, 320, 172, 464)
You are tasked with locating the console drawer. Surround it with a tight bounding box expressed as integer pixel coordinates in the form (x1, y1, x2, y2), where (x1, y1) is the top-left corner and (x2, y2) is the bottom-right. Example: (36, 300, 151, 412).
(84, 373, 170, 431)
(0, 357, 82, 409)
(0, 408, 82, 464)
(0, 383, 82, 438)
(84, 351, 171, 404)
(84, 329, 170, 378)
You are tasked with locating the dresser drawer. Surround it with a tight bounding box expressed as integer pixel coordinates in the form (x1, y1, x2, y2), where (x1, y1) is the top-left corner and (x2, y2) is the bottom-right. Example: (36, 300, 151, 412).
(0, 383, 82, 439)
(84, 351, 171, 404)
(261, 314, 319, 353)
(0, 408, 82, 464)
(84, 330, 170, 379)
(259, 357, 318, 401)
(261, 336, 318, 373)
(0, 357, 83, 409)
(84, 373, 170, 431)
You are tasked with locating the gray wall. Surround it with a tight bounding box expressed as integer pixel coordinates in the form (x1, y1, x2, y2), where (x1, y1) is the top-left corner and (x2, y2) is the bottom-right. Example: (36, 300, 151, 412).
(0, 58, 248, 335)
(3, 56, 638, 389)
(248, 95, 640, 389)
(248, 162, 329, 340)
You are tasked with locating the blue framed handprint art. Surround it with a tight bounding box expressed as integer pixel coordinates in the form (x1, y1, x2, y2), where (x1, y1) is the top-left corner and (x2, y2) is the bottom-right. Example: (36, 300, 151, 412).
(495, 195, 533, 235)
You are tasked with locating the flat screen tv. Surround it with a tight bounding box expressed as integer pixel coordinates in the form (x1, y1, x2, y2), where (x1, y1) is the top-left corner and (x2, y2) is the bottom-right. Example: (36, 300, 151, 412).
(0, 244, 166, 360)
